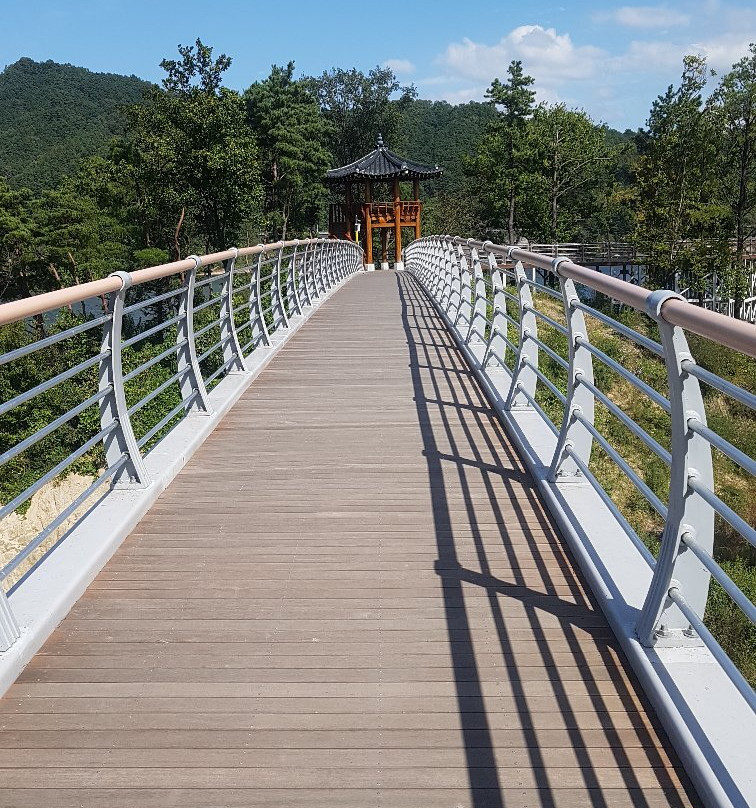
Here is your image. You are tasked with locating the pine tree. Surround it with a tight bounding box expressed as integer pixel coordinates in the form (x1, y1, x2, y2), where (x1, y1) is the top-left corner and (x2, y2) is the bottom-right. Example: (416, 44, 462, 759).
(245, 63, 332, 240)
(469, 61, 537, 243)
(634, 56, 730, 290)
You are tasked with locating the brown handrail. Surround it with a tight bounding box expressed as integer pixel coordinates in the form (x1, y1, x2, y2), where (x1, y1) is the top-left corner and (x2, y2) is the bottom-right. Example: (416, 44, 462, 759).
(456, 239, 756, 358)
(0, 239, 324, 327)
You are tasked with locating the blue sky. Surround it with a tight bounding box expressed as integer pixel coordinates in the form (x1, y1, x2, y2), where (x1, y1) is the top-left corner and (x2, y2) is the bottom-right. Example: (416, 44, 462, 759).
(2, 0, 755, 129)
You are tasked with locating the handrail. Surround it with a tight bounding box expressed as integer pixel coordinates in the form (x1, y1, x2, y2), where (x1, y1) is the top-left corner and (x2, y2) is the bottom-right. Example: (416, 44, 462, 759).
(0, 238, 364, 649)
(405, 234, 755, 808)
(468, 241, 756, 357)
(0, 239, 319, 326)
(405, 235, 755, 696)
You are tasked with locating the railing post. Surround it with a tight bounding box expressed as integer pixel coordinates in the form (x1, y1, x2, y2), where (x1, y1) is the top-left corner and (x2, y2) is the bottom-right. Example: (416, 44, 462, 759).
(332, 242, 342, 284)
(250, 247, 271, 350)
(483, 251, 509, 368)
(318, 242, 328, 291)
(286, 241, 303, 317)
(505, 260, 539, 410)
(270, 243, 289, 331)
(99, 271, 151, 487)
(300, 241, 314, 307)
(219, 248, 247, 374)
(455, 242, 473, 334)
(312, 240, 323, 299)
(446, 239, 463, 322)
(550, 260, 595, 480)
(178, 256, 213, 414)
(427, 238, 442, 299)
(466, 244, 487, 344)
(637, 291, 715, 646)
(425, 238, 442, 299)
(0, 588, 20, 651)
(325, 242, 336, 288)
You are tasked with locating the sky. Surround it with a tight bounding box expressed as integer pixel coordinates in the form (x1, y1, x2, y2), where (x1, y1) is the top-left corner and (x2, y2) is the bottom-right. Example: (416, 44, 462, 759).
(2, 0, 755, 130)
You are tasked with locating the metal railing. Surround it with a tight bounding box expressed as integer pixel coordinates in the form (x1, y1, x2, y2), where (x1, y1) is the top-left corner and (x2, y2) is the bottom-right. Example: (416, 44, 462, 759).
(0, 238, 363, 645)
(405, 235, 756, 710)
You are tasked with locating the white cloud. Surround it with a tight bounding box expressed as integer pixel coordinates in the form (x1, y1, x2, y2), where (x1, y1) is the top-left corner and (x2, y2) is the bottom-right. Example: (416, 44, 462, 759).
(383, 58, 415, 76)
(613, 39, 687, 71)
(439, 26, 606, 88)
(609, 5, 691, 28)
(689, 32, 756, 70)
(613, 32, 756, 73)
(418, 12, 756, 127)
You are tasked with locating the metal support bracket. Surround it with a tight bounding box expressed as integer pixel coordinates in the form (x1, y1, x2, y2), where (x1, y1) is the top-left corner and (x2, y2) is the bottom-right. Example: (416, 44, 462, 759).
(550, 261, 595, 482)
(637, 290, 714, 647)
(177, 256, 213, 415)
(505, 261, 538, 410)
(219, 248, 247, 374)
(99, 272, 151, 488)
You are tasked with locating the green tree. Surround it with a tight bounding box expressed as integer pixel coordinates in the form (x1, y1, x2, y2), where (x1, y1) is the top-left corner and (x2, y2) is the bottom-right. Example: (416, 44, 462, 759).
(304, 66, 416, 165)
(0, 178, 34, 300)
(123, 39, 261, 257)
(634, 55, 730, 289)
(245, 63, 331, 240)
(530, 104, 620, 242)
(710, 43, 756, 314)
(470, 61, 537, 244)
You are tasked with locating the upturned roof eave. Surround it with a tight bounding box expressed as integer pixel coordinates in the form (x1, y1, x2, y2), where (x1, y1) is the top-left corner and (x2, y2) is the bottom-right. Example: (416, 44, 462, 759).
(324, 140, 443, 183)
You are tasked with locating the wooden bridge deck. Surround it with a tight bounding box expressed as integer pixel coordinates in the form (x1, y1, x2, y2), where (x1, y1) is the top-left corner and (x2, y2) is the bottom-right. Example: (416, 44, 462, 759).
(0, 271, 699, 807)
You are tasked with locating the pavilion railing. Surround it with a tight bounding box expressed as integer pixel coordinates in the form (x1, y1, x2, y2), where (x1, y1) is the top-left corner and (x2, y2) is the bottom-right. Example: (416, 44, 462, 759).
(0, 238, 363, 645)
(405, 235, 756, 711)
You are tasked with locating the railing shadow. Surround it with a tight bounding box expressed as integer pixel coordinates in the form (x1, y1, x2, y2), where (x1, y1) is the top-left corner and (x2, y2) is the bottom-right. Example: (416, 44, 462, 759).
(396, 271, 698, 808)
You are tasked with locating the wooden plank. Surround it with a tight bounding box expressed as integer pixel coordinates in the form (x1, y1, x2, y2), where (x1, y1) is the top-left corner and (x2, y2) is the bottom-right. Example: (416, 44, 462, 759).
(0, 271, 699, 807)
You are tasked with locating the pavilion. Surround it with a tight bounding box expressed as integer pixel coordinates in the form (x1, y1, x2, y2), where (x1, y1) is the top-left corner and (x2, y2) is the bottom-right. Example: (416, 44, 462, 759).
(325, 135, 442, 270)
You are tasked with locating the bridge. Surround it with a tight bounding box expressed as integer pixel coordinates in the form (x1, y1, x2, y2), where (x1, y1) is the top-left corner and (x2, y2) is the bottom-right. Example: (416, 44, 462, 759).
(0, 237, 753, 807)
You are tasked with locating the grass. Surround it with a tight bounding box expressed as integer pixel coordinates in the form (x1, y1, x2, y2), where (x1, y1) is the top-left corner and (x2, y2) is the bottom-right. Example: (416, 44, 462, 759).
(517, 287, 756, 685)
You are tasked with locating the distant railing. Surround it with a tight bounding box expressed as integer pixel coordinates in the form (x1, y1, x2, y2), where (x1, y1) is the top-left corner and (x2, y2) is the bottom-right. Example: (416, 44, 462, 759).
(520, 236, 756, 265)
(511, 241, 756, 322)
(526, 241, 640, 265)
(0, 238, 363, 645)
(405, 235, 755, 700)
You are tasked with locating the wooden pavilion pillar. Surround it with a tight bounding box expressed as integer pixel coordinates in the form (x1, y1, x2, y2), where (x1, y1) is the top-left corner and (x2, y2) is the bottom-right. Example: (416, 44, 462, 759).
(413, 179, 421, 240)
(364, 180, 373, 267)
(345, 182, 353, 241)
(393, 178, 402, 266)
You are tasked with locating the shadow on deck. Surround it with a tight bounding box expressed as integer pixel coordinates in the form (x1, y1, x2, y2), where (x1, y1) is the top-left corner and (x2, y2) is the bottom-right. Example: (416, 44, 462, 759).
(0, 271, 700, 808)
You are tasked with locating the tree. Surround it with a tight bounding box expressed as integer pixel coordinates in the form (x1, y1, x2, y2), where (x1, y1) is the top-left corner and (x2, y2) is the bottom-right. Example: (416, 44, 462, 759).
(470, 61, 537, 244)
(634, 56, 730, 289)
(529, 104, 620, 242)
(710, 44, 756, 314)
(304, 66, 416, 165)
(0, 178, 34, 300)
(245, 63, 331, 240)
(123, 39, 261, 257)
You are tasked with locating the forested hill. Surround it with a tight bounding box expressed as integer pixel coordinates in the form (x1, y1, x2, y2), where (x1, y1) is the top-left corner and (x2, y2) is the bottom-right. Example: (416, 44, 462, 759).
(0, 58, 152, 190)
(398, 100, 497, 192)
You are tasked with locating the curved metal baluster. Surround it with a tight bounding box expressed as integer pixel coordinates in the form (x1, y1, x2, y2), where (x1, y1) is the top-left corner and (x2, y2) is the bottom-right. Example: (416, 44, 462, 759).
(179, 256, 213, 414)
(250, 248, 271, 350)
(550, 261, 594, 481)
(270, 243, 289, 332)
(637, 291, 715, 646)
(219, 248, 247, 374)
(505, 260, 539, 410)
(99, 271, 151, 486)
(286, 242, 303, 317)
